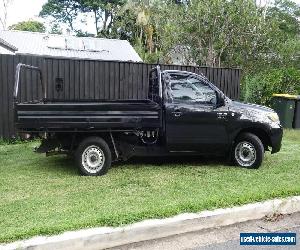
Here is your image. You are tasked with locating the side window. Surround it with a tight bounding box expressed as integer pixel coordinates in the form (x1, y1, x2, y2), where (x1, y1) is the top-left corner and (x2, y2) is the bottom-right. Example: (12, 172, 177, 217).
(168, 73, 217, 105)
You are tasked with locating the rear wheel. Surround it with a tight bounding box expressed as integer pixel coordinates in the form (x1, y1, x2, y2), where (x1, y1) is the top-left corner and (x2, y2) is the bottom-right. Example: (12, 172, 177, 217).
(75, 137, 111, 176)
(232, 133, 264, 169)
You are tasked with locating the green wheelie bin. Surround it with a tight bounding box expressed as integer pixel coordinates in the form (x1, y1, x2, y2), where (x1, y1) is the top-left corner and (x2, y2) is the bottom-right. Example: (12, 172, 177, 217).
(272, 94, 298, 129)
(294, 95, 300, 129)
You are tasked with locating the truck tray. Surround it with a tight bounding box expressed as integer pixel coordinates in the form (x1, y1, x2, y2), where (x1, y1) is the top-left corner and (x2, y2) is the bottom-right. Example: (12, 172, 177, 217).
(15, 99, 161, 132)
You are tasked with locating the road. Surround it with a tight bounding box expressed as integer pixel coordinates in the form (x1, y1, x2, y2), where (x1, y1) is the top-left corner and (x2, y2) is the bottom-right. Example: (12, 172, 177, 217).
(193, 225, 300, 250)
(111, 212, 300, 250)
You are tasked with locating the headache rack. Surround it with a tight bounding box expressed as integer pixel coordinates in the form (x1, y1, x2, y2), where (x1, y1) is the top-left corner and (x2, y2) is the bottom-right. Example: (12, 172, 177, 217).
(13, 63, 46, 104)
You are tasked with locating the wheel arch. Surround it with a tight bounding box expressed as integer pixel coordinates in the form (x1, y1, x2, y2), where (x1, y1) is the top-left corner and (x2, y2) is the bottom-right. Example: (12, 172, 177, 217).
(54, 132, 118, 160)
(76, 132, 119, 160)
(233, 128, 271, 151)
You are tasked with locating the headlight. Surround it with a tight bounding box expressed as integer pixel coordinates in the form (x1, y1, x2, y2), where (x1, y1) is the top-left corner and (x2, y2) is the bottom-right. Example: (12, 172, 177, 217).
(267, 113, 280, 123)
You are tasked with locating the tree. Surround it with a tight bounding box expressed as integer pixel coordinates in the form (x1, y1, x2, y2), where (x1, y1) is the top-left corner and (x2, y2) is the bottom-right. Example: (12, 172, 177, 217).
(267, 0, 300, 38)
(40, 0, 125, 37)
(76, 30, 96, 37)
(154, 0, 282, 68)
(49, 23, 63, 34)
(0, 0, 12, 29)
(40, 0, 81, 31)
(38, 0, 299, 71)
(110, 0, 168, 62)
(9, 20, 46, 33)
(80, 0, 125, 37)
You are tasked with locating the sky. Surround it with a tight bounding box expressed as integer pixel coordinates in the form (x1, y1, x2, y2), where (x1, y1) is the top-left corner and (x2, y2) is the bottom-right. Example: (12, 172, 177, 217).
(5, 0, 48, 28)
(1, 0, 300, 34)
(2, 0, 96, 34)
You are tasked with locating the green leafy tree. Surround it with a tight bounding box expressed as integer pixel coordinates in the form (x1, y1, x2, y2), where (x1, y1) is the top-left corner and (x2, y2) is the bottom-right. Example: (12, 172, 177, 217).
(155, 0, 282, 68)
(242, 0, 300, 104)
(267, 0, 300, 38)
(9, 20, 46, 33)
(80, 0, 125, 37)
(49, 23, 63, 34)
(111, 0, 173, 62)
(265, 0, 300, 69)
(40, 0, 81, 31)
(76, 30, 96, 37)
(40, 0, 125, 37)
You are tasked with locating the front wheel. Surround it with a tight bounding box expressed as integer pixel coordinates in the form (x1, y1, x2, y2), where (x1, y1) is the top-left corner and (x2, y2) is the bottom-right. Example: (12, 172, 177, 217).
(75, 137, 111, 176)
(232, 133, 264, 169)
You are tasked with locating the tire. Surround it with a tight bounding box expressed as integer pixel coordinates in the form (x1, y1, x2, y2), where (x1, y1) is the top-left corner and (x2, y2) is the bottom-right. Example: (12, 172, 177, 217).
(75, 136, 112, 176)
(232, 133, 264, 169)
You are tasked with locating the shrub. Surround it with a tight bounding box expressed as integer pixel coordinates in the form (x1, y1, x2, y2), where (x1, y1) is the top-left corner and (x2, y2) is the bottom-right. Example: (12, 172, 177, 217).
(243, 67, 300, 106)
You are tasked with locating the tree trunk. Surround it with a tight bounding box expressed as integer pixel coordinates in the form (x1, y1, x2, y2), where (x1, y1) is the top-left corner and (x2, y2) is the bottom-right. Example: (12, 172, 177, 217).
(94, 10, 99, 35)
(139, 27, 143, 43)
(107, 13, 113, 34)
(206, 40, 215, 67)
(103, 10, 109, 35)
(68, 19, 74, 31)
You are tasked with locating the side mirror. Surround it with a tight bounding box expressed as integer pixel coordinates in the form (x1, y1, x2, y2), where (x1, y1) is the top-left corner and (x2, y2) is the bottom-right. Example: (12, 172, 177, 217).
(217, 92, 225, 107)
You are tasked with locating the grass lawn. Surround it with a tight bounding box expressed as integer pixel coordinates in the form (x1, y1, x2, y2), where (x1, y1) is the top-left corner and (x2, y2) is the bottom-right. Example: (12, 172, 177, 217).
(0, 130, 300, 243)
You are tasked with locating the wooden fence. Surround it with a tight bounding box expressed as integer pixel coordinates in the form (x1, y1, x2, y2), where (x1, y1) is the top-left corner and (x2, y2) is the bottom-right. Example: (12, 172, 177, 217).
(0, 54, 241, 139)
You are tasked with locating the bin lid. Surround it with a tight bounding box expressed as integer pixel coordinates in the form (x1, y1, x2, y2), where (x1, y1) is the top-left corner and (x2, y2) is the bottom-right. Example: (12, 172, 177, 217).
(273, 94, 300, 100)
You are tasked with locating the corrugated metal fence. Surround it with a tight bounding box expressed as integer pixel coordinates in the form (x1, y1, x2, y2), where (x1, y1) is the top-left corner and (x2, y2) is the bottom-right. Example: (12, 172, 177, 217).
(0, 54, 241, 139)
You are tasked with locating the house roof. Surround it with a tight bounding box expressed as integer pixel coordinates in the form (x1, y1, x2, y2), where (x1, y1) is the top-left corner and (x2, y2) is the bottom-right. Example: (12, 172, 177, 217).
(0, 30, 142, 62)
(0, 37, 18, 52)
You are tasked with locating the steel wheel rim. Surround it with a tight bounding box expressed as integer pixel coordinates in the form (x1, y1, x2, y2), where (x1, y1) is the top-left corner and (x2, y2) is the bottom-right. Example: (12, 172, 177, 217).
(235, 141, 256, 167)
(82, 145, 105, 173)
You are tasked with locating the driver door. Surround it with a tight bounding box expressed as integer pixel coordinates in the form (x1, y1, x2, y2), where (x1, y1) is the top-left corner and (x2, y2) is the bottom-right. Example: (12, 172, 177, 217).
(164, 72, 229, 155)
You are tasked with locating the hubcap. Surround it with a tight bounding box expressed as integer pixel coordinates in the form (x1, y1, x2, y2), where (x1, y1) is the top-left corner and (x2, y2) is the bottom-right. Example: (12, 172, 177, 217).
(82, 145, 105, 173)
(235, 141, 256, 167)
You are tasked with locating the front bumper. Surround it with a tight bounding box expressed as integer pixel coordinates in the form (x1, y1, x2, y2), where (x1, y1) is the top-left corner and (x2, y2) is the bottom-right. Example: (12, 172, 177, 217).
(270, 127, 283, 154)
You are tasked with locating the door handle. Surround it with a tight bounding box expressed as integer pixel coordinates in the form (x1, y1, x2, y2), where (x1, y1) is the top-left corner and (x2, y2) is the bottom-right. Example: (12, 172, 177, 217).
(217, 112, 228, 119)
(172, 110, 182, 117)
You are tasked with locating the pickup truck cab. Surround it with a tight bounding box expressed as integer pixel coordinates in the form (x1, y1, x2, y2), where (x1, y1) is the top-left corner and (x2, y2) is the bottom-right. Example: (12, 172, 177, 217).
(14, 64, 283, 176)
